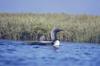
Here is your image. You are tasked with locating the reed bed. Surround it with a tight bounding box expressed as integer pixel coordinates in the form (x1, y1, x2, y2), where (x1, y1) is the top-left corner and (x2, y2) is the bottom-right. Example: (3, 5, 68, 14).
(0, 13, 100, 43)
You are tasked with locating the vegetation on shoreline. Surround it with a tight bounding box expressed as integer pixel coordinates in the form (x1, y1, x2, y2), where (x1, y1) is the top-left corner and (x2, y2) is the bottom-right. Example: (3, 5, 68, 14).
(0, 13, 100, 43)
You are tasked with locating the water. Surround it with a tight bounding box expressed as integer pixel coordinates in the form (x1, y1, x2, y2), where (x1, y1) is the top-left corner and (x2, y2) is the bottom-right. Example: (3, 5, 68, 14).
(0, 40, 100, 66)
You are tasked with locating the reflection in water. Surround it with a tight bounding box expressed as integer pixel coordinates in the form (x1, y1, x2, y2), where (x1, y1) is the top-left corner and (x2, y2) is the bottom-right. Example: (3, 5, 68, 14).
(0, 40, 100, 66)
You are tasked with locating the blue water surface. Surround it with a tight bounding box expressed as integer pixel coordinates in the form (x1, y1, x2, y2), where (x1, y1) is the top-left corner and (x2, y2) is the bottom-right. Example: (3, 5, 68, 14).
(0, 40, 100, 66)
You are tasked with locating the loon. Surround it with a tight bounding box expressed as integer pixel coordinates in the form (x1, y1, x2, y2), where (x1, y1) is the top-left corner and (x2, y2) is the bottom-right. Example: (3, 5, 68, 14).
(26, 27, 63, 47)
(50, 27, 62, 48)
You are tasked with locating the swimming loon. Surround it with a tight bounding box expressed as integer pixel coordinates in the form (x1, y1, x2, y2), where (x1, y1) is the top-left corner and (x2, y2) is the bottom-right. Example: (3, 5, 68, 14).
(50, 27, 62, 48)
(27, 27, 63, 47)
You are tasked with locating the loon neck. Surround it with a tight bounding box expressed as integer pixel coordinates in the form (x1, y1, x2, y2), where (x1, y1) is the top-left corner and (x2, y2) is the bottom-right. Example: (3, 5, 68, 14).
(51, 31, 58, 41)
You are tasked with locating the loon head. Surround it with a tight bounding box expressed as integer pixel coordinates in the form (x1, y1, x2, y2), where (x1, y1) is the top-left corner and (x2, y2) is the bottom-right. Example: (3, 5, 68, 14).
(52, 28, 63, 33)
(51, 27, 63, 41)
